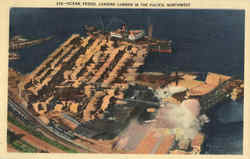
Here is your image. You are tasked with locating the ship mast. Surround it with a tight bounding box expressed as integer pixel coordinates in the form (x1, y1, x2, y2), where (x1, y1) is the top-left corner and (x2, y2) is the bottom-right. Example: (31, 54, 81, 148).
(147, 16, 153, 40)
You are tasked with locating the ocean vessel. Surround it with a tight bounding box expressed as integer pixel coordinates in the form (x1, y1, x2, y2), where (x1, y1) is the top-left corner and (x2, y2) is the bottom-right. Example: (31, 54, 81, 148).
(9, 35, 53, 50)
(110, 25, 145, 42)
(9, 53, 20, 60)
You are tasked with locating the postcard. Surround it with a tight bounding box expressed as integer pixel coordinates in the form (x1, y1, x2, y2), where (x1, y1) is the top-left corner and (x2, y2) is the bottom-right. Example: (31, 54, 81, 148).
(0, 0, 249, 159)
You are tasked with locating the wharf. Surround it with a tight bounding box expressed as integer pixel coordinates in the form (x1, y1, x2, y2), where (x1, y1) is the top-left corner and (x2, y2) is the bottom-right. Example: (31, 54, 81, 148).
(18, 32, 243, 154)
(22, 33, 149, 122)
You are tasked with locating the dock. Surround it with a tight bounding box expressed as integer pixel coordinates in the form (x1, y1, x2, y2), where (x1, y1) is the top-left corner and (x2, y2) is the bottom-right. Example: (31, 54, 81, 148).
(22, 33, 149, 121)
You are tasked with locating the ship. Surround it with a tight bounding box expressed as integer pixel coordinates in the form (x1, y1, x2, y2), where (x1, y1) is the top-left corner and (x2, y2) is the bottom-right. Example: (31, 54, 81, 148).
(9, 35, 53, 50)
(9, 53, 20, 60)
(110, 24, 145, 41)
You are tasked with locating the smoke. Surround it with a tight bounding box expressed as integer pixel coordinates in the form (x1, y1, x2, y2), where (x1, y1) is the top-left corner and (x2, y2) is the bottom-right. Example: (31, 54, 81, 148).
(114, 101, 208, 151)
(154, 87, 209, 141)
(156, 102, 201, 140)
(114, 119, 148, 151)
(154, 86, 187, 106)
(154, 86, 187, 99)
(114, 87, 210, 150)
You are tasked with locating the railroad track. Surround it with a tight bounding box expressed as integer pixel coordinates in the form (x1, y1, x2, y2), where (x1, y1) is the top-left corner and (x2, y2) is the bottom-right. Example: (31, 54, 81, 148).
(8, 96, 96, 153)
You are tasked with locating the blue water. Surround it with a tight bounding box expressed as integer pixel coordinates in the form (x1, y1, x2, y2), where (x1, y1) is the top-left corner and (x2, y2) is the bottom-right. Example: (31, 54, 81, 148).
(201, 100, 243, 154)
(9, 8, 245, 154)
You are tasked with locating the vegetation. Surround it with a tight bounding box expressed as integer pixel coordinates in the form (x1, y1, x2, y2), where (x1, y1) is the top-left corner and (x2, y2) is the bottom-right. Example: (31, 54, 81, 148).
(7, 130, 38, 152)
(8, 114, 78, 153)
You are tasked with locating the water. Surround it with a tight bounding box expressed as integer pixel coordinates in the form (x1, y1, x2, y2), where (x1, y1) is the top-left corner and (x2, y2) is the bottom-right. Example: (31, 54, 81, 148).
(202, 100, 243, 154)
(9, 8, 245, 154)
